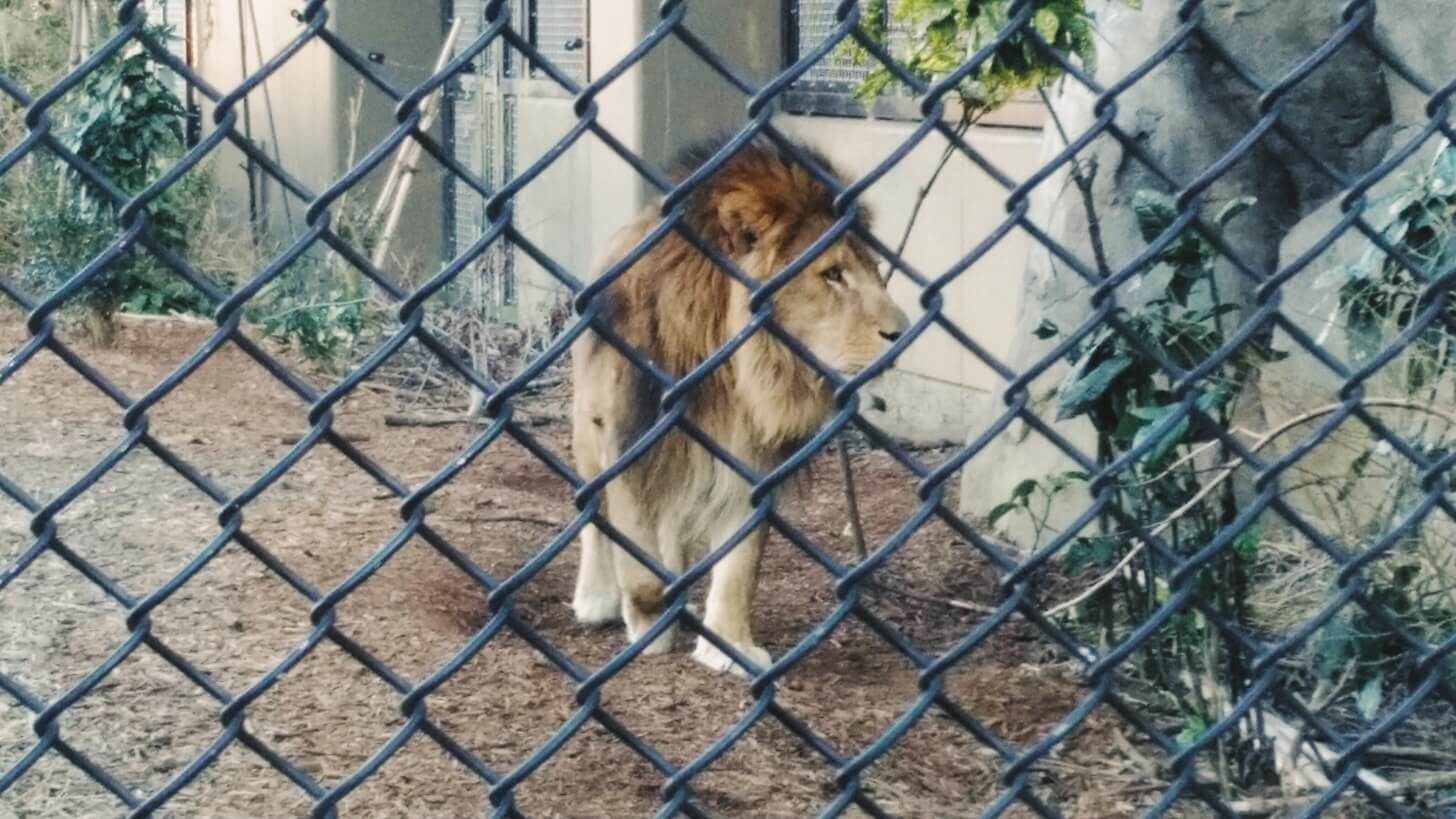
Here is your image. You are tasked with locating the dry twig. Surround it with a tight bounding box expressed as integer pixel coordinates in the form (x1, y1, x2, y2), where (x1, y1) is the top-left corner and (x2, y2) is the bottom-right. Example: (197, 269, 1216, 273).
(383, 411, 561, 428)
(1047, 397, 1456, 617)
(1226, 770, 1456, 816)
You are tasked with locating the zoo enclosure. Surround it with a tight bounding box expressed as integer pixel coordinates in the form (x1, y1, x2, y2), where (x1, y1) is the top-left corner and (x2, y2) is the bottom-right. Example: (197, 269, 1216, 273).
(3, 0, 1456, 817)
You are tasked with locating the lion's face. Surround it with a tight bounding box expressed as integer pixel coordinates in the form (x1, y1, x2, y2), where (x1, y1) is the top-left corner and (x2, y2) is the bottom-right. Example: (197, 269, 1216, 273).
(767, 229, 909, 376)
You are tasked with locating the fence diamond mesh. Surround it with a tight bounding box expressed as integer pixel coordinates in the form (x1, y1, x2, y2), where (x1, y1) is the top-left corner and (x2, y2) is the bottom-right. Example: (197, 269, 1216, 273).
(3, 0, 1456, 817)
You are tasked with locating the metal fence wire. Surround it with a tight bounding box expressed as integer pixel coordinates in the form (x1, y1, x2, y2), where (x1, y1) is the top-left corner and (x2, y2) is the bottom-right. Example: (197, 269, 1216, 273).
(3, 0, 1456, 817)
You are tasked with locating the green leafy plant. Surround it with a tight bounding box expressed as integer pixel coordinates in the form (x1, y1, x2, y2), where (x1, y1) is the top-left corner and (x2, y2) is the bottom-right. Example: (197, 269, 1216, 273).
(1017, 188, 1270, 762)
(852, 0, 1138, 115)
(14, 21, 220, 339)
(241, 196, 385, 364)
(1306, 140, 1456, 697)
(250, 260, 370, 362)
(1318, 140, 1456, 380)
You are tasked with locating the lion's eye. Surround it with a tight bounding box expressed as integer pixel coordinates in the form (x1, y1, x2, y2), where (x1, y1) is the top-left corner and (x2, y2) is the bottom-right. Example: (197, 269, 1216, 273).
(822, 266, 845, 285)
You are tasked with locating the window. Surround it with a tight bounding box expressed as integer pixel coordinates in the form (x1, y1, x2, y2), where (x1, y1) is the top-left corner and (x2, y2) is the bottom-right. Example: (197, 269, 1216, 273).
(451, 0, 586, 86)
(781, 0, 1043, 128)
(782, 0, 907, 119)
(529, 0, 588, 84)
(445, 0, 586, 313)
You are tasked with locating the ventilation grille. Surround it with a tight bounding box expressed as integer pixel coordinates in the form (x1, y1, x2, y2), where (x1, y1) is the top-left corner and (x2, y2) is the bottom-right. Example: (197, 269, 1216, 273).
(530, 0, 586, 83)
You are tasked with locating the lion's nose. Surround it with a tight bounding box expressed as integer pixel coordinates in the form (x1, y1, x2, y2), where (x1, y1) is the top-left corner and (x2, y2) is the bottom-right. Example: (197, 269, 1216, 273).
(879, 329, 902, 342)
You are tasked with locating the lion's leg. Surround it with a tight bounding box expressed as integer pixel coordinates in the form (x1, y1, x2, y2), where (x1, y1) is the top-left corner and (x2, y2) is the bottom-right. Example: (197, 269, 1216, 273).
(571, 393, 621, 625)
(573, 523, 621, 625)
(692, 517, 771, 677)
(609, 485, 678, 656)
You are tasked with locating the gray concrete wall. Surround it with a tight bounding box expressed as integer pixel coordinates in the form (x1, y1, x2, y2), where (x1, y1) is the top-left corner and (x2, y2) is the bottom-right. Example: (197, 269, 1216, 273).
(510, 94, 594, 324)
(193, 1, 341, 236)
(638, 0, 784, 165)
(775, 115, 1044, 443)
(192, 0, 444, 269)
(335, 0, 448, 274)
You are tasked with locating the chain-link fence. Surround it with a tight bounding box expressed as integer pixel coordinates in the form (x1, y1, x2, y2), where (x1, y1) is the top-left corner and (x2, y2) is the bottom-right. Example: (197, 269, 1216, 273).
(4, 0, 1456, 816)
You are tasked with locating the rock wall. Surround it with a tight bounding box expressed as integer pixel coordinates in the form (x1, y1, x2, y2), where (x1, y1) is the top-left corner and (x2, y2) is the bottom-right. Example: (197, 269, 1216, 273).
(955, 1, 1453, 547)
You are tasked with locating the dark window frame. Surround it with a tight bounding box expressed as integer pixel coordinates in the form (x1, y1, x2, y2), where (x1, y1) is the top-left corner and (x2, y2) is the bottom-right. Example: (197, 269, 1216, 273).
(778, 0, 1045, 129)
(779, 0, 922, 121)
(527, 0, 589, 85)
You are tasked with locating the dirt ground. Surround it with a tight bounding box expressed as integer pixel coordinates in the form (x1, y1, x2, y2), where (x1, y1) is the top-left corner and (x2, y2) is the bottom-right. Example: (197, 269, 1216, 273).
(0, 313, 1202, 818)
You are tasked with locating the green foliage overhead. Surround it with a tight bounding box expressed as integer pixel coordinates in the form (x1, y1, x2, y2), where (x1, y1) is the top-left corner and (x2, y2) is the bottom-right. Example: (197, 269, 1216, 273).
(852, 0, 1138, 115)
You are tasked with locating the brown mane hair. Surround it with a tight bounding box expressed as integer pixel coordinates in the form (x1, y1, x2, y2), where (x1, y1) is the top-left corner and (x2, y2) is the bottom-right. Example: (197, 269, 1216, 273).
(589, 135, 864, 453)
(669, 136, 866, 264)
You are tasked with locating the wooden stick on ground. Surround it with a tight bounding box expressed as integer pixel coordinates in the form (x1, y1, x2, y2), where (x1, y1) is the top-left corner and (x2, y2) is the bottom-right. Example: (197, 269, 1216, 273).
(384, 411, 562, 428)
(1226, 770, 1456, 816)
(838, 438, 869, 562)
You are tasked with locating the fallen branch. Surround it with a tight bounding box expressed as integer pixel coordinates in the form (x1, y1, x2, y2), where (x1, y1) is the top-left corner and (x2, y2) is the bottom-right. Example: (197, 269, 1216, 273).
(114, 311, 217, 326)
(873, 582, 997, 615)
(520, 375, 566, 394)
(280, 432, 372, 445)
(1227, 770, 1456, 816)
(384, 411, 561, 428)
(1046, 397, 1456, 617)
(476, 515, 563, 528)
(901, 440, 961, 452)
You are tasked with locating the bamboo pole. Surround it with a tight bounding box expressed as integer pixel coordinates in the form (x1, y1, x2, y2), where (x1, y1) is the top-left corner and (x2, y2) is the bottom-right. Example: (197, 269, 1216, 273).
(367, 15, 464, 269)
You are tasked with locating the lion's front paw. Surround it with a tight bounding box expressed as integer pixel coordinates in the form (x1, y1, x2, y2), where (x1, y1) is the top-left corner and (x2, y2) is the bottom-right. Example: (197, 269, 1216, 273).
(691, 636, 771, 677)
(572, 588, 621, 626)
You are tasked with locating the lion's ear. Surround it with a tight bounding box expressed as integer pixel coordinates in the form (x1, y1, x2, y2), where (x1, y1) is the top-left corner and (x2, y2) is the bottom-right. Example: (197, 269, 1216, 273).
(714, 189, 776, 257)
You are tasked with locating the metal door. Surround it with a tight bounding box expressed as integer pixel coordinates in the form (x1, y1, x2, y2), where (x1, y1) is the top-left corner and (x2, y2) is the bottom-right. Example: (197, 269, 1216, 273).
(447, 0, 587, 323)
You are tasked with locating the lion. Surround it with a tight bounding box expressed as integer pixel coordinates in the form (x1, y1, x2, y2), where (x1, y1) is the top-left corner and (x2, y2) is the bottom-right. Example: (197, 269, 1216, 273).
(569, 136, 909, 676)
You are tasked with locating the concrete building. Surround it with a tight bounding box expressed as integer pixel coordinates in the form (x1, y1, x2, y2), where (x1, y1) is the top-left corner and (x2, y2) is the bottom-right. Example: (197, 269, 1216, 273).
(181, 1, 1044, 445)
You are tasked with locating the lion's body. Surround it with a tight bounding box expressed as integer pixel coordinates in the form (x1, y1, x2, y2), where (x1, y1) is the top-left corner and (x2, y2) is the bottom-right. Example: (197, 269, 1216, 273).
(570, 138, 908, 674)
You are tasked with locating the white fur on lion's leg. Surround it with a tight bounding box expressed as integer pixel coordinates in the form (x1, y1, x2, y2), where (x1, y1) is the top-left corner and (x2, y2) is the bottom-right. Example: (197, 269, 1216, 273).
(572, 525, 621, 625)
(693, 521, 770, 676)
(623, 605, 677, 656)
(611, 504, 682, 655)
(691, 635, 771, 678)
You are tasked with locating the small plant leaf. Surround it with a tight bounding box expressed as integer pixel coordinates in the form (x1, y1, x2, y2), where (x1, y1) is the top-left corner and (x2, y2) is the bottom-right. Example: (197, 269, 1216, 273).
(1357, 674, 1384, 720)
(1233, 525, 1260, 563)
(1132, 189, 1179, 242)
(1315, 618, 1354, 679)
(1213, 196, 1257, 229)
(1130, 403, 1186, 465)
(1011, 478, 1039, 501)
(1065, 535, 1118, 576)
(1033, 8, 1060, 42)
(1177, 713, 1208, 747)
(1336, 450, 1374, 502)
(1056, 353, 1134, 421)
(987, 501, 1020, 526)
